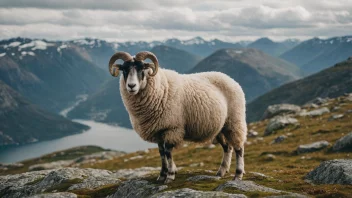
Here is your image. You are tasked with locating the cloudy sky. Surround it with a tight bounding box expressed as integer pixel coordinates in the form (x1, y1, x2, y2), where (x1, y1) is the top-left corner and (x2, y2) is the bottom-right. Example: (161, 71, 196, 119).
(0, 0, 351, 42)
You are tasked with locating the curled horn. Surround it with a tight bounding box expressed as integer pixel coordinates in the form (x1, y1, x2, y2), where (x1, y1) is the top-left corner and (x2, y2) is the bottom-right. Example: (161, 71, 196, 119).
(135, 51, 159, 76)
(108, 52, 133, 77)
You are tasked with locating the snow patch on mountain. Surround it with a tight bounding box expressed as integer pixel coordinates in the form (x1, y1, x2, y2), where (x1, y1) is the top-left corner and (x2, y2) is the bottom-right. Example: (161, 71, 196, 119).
(19, 40, 54, 51)
(0, 53, 6, 57)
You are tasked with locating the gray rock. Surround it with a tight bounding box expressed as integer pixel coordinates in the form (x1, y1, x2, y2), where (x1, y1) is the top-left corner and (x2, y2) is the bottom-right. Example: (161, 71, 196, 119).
(262, 104, 301, 120)
(151, 188, 246, 198)
(332, 132, 352, 151)
(0, 168, 120, 198)
(247, 130, 259, 137)
(113, 167, 160, 179)
(74, 151, 124, 164)
(328, 114, 344, 121)
(307, 97, 329, 105)
(306, 159, 352, 185)
(108, 179, 167, 198)
(265, 116, 298, 136)
(0, 163, 24, 170)
(215, 180, 281, 193)
(346, 109, 352, 114)
(296, 141, 329, 154)
(264, 154, 276, 161)
(271, 135, 287, 144)
(29, 160, 74, 171)
(186, 175, 220, 182)
(299, 107, 330, 117)
(28, 192, 77, 198)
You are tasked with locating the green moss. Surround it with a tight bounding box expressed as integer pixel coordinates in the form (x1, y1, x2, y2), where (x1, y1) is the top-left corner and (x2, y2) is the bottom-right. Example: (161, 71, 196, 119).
(71, 183, 120, 198)
(25, 177, 45, 185)
(45, 178, 84, 192)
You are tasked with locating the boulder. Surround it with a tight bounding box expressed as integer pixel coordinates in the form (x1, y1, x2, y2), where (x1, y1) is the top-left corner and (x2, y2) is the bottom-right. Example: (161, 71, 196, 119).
(299, 107, 330, 117)
(28, 192, 77, 198)
(107, 179, 167, 198)
(113, 167, 160, 179)
(186, 175, 220, 182)
(151, 188, 246, 198)
(332, 132, 352, 152)
(247, 130, 259, 137)
(328, 114, 344, 121)
(215, 180, 281, 193)
(296, 141, 329, 154)
(29, 160, 73, 171)
(306, 159, 352, 185)
(265, 116, 298, 136)
(306, 97, 329, 105)
(262, 104, 301, 120)
(271, 135, 287, 144)
(0, 168, 120, 198)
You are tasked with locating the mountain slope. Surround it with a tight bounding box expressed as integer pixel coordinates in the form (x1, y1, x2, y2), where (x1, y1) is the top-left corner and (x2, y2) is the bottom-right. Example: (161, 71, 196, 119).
(247, 57, 352, 122)
(280, 36, 352, 74)
(248, 37, 299, 57)
(151, 45, 202, 73)
(188, 48, 302, 101)
(0, 38, 108, 112)
(0, 80, 89, 147)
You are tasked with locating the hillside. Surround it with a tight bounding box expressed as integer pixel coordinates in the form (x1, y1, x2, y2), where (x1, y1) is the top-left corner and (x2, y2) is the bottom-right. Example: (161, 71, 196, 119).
(189, 48, 302, 101)
(1, 94, 351, 197)
(151, 45, 202, 73)
(280, 36, 352, 74)
(248, 37, 299, 57)
(0, 38, 108, 112)
(247, 57, 352, 122)
(0, 80, 89, 147)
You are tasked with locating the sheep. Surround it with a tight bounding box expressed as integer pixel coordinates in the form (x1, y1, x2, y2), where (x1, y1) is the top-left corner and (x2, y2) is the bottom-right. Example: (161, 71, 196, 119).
(108, 51, 247, 183)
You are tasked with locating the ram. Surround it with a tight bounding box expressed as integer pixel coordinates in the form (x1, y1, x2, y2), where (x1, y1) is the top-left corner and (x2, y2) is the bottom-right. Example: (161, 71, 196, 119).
(109, 51, 247, 183)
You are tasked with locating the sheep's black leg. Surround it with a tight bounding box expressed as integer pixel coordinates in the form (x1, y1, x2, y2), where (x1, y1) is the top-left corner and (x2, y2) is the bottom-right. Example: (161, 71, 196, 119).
(234, 147, 244, 180)
(157, 142, 168, 182)
(164, 143, 176, 184)
(216, 134, 233, 177)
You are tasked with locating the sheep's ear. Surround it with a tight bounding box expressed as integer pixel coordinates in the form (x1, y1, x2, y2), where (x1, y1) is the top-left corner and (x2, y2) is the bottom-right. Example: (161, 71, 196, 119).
(110, 64, 123, 77)
(143, 63, 155, 76)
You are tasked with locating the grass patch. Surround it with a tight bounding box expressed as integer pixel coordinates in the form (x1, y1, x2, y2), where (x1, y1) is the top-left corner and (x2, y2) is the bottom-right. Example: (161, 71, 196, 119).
(45, 178, 84, 192)
(71, 183, 120, 198)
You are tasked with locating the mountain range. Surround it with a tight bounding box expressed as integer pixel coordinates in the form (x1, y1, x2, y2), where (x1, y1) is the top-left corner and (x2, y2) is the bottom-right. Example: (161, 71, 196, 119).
(0, 80, 89, 147)
(280, 36, 352, 75)
(247, 57, 352, 122)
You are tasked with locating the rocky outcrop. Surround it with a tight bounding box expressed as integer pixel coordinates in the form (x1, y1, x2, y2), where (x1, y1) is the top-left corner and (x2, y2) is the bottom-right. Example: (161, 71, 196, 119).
(296, 141, 329, 154)
(265, 116, 298, 136)
(262, 104, 301, 120)
(151, 188, 246, 198)
(332, 132, 352, 151)
(29, 160, 74, 171)
(186, 175, 220, 182)
(114, 167, 160, 179)
(0, 168, 120, 198)
(306, 159, 352, 185)
(299, 107, 330, 117)
(271, 135, 287, 144)
(108, 179, 167, 198)
(28, 192, 77, 198)
(215, 180, 282, 193)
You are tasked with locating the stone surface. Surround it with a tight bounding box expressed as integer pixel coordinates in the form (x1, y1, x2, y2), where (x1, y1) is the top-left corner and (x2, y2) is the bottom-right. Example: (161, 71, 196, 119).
(307, 97, 329, 105)
(265, 116, 298, 136)
(332, 132, 352, 151)
(186, 175, 220, 182)
(113, 167, 160, 179)
(151, 188, 247, 198)
(28, 192, 77, 198)
(299, 107, 330, 117)
(29, 160, 74, 171)
(247, 130, 259, 137)
(264, 154, 276, 161)
(296, 141, 329, 154)
(108, 179, 168, 198)
(306, 159, 352, 185)
(262, 104, 301, 120)
(271, 135, 287, 144)
(328, 114, 344, 121)
(215, 180, 281, 193)
(0, 168, 120, 198)
(73, 151, 124, 164)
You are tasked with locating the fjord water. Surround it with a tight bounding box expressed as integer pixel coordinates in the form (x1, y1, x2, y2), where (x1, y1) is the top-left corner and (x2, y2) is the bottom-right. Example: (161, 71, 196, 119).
(0, 120, 155, 163)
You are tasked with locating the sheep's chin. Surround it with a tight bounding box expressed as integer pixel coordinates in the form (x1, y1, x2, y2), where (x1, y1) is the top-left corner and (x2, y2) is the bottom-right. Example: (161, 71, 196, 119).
(127, 89, 139, 95)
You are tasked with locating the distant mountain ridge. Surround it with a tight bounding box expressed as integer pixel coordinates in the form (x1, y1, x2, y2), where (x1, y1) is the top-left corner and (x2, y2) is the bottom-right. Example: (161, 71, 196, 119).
(188, 48, 302, 101)
(247, 57, 352, 122)
(0, 80, 89, 147)
(280, 36, 352, 74)
(248, 37, 300, 57)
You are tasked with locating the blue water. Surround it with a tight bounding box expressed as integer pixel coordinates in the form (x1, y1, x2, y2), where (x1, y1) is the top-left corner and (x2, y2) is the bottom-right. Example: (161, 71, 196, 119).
(0, 120, 156, 163)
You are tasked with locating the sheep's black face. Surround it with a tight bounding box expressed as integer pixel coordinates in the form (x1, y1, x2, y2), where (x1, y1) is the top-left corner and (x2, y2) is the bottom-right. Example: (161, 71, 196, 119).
(120, 61, 149, 95)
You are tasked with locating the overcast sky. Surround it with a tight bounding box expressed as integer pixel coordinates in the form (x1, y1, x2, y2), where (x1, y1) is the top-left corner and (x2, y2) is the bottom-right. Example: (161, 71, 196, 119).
(0, 0, 351, 42)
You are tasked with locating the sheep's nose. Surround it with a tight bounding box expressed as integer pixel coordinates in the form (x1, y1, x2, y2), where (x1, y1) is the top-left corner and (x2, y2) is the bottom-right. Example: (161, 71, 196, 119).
(128, 83, 136, 89)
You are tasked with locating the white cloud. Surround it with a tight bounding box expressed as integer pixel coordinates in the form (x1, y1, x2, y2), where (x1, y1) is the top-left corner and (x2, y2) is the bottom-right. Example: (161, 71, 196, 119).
(0, 0, 351, 41)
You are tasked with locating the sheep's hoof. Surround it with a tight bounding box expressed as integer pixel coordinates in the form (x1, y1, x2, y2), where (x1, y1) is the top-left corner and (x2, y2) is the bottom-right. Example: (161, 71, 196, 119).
(233, 175, 243, 181)
(216, 168, 228, 177)
(163, 178, 174, 184)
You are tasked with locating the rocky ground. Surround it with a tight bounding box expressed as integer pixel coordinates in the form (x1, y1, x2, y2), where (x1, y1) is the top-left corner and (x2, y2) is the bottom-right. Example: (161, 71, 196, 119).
(1, 94, 352, 197)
